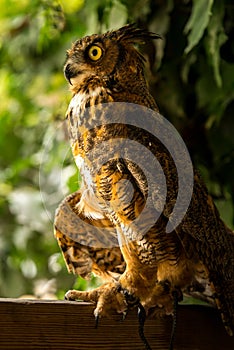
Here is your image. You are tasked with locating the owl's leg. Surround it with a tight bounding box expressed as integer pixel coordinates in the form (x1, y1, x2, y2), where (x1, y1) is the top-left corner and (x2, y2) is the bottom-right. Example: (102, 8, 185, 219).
(65, 281, 128, 319)
(120, 278, 181, 350)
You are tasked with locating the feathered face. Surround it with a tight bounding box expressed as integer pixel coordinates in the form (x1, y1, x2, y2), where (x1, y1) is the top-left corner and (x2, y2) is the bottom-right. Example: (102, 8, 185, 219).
(64, 24, 160, 94)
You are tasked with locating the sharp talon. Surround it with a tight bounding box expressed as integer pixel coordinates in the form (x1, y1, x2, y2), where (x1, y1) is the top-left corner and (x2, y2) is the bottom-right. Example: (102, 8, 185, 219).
(138, 303, 152, 350)
(95, 315, 99, 329)
(64, 290, 77, 301)
(123, 289, 139, 307)
(138, 303, 146, 324)
(64, 291, 72, 300)
(116, 284, 122, 293)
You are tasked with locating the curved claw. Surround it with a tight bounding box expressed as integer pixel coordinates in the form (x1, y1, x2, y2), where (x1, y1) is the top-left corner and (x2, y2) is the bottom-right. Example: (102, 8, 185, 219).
(122, 288, 139, 307)
(64, 290, 79, 301)
(95, 314, 99, 329)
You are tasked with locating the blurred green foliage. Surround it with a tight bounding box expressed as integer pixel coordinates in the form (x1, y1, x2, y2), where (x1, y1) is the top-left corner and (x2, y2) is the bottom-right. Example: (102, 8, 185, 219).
(0, 0, 233, 298)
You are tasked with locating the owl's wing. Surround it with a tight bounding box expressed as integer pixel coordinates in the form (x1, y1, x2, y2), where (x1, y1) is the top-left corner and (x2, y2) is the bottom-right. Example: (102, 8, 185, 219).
(94, 150, 234, 335)
(177, 172, 234, 336)
(54, 191, 125, 280)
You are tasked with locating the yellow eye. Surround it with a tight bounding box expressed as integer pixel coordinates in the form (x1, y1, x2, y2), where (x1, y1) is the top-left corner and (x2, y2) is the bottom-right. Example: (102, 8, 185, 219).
(88, 45, 103, 61)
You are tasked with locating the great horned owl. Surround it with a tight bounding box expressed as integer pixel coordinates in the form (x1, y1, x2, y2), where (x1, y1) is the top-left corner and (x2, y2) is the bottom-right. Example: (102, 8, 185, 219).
(54, 24, 234, 341)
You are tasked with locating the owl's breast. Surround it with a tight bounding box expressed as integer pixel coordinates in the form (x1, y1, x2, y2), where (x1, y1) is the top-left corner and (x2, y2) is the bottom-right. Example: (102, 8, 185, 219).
(66, 85, 114, 143)
(66, 89, 109, 220)
(72, 152, 106, 220)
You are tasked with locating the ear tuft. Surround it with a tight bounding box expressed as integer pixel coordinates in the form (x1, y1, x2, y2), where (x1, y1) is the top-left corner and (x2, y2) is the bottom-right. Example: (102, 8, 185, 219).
(107, 23, 161, 44)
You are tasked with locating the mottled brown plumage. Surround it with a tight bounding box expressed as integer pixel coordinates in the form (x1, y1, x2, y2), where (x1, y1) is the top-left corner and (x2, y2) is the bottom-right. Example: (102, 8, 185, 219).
(54, 24, 234, 337)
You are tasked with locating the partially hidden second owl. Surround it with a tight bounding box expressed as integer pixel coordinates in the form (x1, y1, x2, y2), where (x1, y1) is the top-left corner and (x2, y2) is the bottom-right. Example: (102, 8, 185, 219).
(54, 24, 234, 342)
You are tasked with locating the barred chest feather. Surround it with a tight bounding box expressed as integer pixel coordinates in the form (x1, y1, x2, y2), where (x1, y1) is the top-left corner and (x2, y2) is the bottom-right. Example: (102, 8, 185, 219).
(66, 86, 114, 220)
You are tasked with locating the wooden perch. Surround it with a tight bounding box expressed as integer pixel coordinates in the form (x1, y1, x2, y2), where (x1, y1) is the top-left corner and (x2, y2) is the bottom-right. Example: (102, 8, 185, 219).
(0, 298, 233, 349)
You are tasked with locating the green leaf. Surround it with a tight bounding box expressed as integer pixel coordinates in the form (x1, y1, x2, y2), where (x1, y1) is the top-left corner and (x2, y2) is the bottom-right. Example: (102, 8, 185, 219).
(196, 60, 234, 125)
(36, 0, 65, 52)
(204, 1, 227, 87)
(184, 0, 214, 54)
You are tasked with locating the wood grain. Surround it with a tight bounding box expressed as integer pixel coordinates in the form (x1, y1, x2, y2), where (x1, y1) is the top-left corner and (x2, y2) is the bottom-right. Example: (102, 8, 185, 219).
(0, 299, 233, 349)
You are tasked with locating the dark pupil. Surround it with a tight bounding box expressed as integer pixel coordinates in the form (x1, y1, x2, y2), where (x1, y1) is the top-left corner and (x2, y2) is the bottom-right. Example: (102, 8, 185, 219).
(92, 48, 98, 56)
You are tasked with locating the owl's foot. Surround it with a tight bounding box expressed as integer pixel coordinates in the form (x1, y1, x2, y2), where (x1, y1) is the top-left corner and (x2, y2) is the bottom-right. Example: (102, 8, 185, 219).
(144, 280, 183, 316)
(65, 281, 128, 320)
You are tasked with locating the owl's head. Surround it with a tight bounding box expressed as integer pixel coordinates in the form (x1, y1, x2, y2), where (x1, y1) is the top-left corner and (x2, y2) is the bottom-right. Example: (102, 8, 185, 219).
(64, 24, 160, 94)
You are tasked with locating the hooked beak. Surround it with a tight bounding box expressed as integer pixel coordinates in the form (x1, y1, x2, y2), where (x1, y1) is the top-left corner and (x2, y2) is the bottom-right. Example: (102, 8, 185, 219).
(64, 63, 76, 85)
